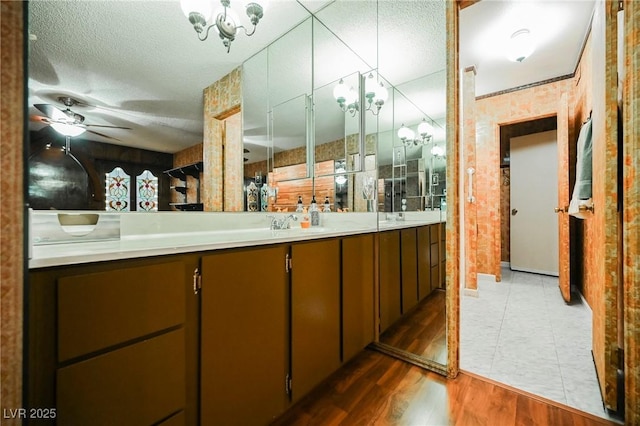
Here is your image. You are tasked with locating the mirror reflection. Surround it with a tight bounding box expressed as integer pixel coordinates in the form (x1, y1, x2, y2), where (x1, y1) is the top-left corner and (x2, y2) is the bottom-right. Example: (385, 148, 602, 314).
(27, 0, 448, 372)
(372, 0, 447, 372)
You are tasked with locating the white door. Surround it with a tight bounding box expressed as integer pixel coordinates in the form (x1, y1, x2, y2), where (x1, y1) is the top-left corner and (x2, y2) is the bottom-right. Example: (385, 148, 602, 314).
(510, 130, 559, 275)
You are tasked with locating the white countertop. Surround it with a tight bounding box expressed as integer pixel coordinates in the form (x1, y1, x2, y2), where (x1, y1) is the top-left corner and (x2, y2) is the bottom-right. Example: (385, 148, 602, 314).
(29, 211, 444, 269)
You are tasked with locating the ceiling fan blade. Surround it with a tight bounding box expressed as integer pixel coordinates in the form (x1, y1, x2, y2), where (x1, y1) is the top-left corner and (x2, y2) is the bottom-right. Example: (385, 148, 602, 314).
(84, 123, 132, 130)
(34, 103, 68, 121)
(87, 129, 122, 142)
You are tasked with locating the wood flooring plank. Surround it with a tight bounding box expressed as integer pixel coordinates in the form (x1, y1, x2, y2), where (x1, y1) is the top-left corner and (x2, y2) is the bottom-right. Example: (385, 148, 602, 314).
(271, 350, 621, 426)
(515, 393, 551, 426)
(487, 382, 519, 425)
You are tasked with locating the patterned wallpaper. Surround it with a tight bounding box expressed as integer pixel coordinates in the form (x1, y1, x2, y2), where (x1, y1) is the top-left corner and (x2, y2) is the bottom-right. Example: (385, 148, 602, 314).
(1, 1, 24, 419)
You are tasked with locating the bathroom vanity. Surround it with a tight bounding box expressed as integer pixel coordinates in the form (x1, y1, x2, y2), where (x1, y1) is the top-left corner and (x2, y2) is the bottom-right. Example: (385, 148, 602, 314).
(27, 211, 444, 426)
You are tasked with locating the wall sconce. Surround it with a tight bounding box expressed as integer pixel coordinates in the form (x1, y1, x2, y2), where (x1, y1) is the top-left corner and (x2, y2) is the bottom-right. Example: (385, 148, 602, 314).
(333, 73, 388, 116)
(398, 119, 434, 147)
(180, 0, 266, 53)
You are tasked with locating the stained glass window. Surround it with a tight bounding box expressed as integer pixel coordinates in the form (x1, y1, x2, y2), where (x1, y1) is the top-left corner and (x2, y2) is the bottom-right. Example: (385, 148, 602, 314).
(136, 170, 158, 211)
(105, 167, 130, 211)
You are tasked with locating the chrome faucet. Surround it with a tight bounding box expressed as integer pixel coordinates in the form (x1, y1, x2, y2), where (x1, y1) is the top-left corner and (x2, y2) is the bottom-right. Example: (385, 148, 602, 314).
(267, 214, 298, 230)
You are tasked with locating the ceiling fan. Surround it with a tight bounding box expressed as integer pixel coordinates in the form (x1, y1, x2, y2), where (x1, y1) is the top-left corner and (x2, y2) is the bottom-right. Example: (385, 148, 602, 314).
(31, 96, 131, 144)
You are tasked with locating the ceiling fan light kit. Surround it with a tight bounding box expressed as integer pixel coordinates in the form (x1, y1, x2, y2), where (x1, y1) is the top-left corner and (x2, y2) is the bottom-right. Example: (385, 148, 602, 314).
(32, 96, 132, 143)
(181, 0, 266, 53)
(50, 122, 86, 137)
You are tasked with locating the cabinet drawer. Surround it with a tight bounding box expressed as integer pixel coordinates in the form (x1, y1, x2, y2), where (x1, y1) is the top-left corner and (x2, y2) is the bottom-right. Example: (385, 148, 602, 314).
(57, 329, 185, 426)
(58, 261, 185, 361)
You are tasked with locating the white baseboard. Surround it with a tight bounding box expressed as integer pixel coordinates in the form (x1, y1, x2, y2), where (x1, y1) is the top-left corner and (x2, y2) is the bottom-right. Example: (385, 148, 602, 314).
(464, 288, 479, 297)
(501, 261, 511, 268)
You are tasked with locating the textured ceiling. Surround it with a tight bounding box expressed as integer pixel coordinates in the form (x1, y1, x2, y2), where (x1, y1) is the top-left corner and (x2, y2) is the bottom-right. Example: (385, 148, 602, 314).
(460, 0, 594, 96)
(28, 0, 593, 157)
(28, 0, 327, 153)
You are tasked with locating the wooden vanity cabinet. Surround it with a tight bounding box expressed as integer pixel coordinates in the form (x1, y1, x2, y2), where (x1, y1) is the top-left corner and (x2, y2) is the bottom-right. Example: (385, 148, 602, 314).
(290, 239, 341, 402)
(417, 226, 433, 300)
(400, 228, 419, 314)
(430, 224, 441, 292)
(27, 233, 375, 425)
(341, 234, 375, 363)
(379, 230, 402, 333)
(379, 223, 444, 335)
(200, 245, 290, 425)
(27, 255, 200, 426)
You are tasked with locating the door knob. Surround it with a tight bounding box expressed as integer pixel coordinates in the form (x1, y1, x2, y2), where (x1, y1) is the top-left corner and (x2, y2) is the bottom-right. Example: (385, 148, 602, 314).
(511, 208, 518, 216)
(554, 206, 568, 213)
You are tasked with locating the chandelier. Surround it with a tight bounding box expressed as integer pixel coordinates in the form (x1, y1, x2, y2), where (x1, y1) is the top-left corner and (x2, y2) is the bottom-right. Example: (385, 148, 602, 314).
(180, 0, 266, 53)
(397, 119, 434, 147)
(333, 73, 388, 116)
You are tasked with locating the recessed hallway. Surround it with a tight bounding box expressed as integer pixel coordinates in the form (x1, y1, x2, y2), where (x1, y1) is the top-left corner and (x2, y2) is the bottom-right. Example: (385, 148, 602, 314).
(461, 269, 619, 422)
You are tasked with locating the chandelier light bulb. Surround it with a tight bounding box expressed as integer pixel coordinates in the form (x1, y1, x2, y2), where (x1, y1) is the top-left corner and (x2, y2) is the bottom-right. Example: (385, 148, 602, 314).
(333, 79, 349, 105)
(375, 83, 388, 105)
(417, 119, 433, 137)
(364, 73, 377, 100)
(345, 86, 358, 107)
(431, 145, 445, 157)
(397, 124, 415, 141)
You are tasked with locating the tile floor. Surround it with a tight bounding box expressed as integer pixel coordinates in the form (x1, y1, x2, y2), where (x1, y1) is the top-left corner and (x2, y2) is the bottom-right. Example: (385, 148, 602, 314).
(460, 268, 617, 421)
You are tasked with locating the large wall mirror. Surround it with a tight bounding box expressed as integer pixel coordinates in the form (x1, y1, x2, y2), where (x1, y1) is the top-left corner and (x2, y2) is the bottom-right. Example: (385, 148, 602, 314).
(245, 0, 449, 372)
(27, 0, 448, 373)
(373, 1, 448, 373)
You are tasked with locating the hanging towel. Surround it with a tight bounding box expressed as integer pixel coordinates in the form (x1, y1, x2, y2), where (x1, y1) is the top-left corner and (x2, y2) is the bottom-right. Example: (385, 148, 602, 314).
(568, 118, 593, 219)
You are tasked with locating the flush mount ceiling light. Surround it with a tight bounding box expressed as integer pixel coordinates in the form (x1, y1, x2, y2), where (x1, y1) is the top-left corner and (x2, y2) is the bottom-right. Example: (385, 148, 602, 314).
(506, 28, 535, 63)
(181, 0, 266, 53)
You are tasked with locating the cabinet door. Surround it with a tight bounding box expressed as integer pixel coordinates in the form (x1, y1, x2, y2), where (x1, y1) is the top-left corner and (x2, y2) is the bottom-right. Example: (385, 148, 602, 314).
(57, 329, 185, 426)
(291, 239, 341, 402)
(379, 230, 401, 333)
(417, 226, 432, 300)
(201, 245, 289, 425)
(342, 234, 375, 362)
(400, 228, 418, 314)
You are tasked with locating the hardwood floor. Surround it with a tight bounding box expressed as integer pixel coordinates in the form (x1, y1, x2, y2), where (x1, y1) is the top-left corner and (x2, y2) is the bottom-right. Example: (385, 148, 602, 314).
(380, 290, 446, 364)
(272, 349, 620, 425)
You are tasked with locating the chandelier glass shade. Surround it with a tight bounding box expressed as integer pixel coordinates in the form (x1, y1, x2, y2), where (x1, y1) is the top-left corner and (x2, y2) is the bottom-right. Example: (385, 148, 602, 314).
(333, 73, 388, 116)
(398, 119, 434, 147)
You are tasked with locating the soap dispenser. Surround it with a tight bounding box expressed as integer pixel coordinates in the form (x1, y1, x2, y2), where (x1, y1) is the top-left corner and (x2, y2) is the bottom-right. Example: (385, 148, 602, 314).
(323, 196, 331, 212)
(309, 195, 320, 226)
(296, 195, 304, 213)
